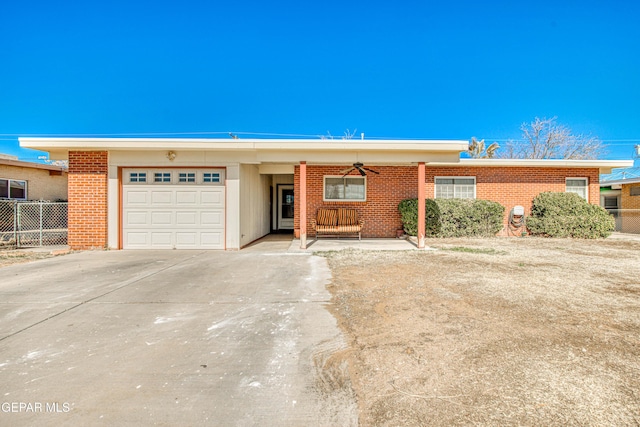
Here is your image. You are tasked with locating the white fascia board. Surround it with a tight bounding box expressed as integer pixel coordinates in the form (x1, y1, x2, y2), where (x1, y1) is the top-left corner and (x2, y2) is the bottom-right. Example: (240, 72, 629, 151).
(19, 137, 469, 153)
(429, 158, 634, 174)
(600, 178, 640, 186)
(454, 159, 634, 168)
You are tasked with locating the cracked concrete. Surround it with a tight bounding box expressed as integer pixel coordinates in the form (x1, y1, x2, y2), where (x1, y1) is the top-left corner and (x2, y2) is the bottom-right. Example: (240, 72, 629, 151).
(0, 240, 357, 426)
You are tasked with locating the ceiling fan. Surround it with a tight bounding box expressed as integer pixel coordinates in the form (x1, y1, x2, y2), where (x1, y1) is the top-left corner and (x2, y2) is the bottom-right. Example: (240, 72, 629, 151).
(341, 162, 380, 177)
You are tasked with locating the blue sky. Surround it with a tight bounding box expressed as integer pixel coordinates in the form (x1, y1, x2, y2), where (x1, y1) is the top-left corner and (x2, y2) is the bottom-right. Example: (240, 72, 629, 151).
(1, 0, 639, 161)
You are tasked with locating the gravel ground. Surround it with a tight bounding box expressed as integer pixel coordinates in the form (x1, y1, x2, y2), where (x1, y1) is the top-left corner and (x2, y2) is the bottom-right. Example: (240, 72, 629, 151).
(322, 237, 640, 426)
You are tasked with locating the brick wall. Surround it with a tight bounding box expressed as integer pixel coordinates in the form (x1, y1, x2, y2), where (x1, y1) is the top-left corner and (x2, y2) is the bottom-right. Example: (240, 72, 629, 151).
(68, 151, 108, 249)
(621, 183, 640, 209)
(294, 166, 417, 238)
(295, 165, 600, 238)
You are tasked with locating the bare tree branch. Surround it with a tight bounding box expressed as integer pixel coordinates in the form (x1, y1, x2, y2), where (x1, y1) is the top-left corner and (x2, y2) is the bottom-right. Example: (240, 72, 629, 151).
(499, 117, 605, 159)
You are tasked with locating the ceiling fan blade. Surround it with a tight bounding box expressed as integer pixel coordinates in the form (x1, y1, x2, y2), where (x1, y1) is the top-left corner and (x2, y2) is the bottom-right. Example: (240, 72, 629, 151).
(362, 167, 380, 174)
(342, 167, 356, 177)
(357, 167, 366, 176)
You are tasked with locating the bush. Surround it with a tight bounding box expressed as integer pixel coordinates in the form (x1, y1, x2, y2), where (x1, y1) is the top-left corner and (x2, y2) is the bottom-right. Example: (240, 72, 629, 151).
(398, 198, 504, 238)
(526, 192, 614, 238)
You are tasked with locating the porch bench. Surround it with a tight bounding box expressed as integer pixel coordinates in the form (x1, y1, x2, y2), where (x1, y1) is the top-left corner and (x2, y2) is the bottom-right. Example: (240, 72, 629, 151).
(311, 208, 364, 240)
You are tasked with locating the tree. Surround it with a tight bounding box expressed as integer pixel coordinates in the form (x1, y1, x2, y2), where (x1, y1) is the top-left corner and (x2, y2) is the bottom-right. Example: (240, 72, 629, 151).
(499, 117, 605, 159)
(468, 137, 499, 158)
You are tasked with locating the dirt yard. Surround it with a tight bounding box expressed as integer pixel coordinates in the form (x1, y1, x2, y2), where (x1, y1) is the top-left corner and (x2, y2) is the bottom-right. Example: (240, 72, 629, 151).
(323, 237, 640, 426)
(0, 250, 60, 268)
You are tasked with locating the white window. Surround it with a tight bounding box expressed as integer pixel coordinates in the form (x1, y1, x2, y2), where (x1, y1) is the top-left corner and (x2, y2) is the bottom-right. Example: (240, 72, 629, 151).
(0, 178, 27, 199)
(324, 176, 366, 201)
(178, 172, 196, 183)
(435, 177, 476, 199)
(566, 178, 588, 200)
(154, 172, 172, 183)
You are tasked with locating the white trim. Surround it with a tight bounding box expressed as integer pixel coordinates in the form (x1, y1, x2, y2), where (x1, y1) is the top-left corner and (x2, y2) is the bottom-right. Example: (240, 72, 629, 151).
(323, 175, 367, 202)
(600, 177, 640, 186)
(565, 177, 589, 201)
(455, 158, 632, 169)
(434, 176, 476, 199)
(20, 137, 469, 153)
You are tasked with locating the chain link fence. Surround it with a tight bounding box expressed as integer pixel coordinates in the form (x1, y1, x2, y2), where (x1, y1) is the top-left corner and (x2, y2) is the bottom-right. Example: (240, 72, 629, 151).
(0, 200, 68, 248)
(606, 209, 640, 234)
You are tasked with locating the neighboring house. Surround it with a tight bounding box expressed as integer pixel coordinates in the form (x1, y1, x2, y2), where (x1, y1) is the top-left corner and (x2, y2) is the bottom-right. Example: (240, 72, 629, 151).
(19, 138, 631, 250)
(0, 154, 68, 201)
(600, 163, 640, 233)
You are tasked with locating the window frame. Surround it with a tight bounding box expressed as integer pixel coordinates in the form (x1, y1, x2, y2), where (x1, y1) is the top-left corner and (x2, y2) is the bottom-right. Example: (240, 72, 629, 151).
(434, 176, 476, 199)
(0, 178, 28, 200)
(323, 175, 367, 202)
(565, 177, 589, 201)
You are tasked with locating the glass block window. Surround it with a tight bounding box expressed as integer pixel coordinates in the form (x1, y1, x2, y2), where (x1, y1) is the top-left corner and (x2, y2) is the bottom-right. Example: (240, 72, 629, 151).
(324, 177, 366, 201)
(566, 178, 588, 200)
(154, 172, 171, 183)
(178, 172, 196, 183)
(435, 177, 476, 199)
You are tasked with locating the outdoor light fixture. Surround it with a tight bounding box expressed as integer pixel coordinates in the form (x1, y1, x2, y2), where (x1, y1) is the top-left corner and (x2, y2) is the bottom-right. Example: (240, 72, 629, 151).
(166, 151, 177, 161)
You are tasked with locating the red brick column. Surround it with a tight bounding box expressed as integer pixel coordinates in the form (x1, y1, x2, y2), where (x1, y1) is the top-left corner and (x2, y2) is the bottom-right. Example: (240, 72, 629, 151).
(68, 151, 108, 249)
(418, 162, 426, 248)
(299, 161, 307, 249)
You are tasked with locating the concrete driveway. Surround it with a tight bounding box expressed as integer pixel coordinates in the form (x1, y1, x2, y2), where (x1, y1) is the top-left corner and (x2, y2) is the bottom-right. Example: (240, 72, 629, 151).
(0, 240, 357, 426)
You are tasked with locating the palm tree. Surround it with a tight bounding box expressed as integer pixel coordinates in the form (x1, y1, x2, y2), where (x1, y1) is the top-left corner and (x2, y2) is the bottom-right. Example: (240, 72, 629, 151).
(468, 137, 499, 158)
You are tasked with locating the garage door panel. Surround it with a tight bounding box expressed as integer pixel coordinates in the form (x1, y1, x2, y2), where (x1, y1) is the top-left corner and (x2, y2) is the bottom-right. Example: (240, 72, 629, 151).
(201, 232, 223, 246)
(151, 191, 173, 204)
(126, 191, 149, 205)
(151, 232, 172, 246)
(123, 176, 225, 250)
(151, 211, 173, 225)
(201, 211, 224, 226)
(176, 191, 198, 204)
(126, 232, 149, 246)
(127, 211, 148, 225)
(201, 190, 224, 205)
(176, 211, 197, 225)
(175, 232, 197, 247)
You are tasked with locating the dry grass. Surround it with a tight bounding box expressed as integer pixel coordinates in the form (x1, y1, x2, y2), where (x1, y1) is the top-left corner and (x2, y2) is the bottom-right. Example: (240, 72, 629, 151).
(0, 250, 60, 268)
(323, 237, 640, 426)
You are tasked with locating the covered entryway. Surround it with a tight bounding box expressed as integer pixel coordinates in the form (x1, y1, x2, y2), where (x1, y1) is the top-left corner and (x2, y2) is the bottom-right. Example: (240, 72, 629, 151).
(122, 168, 225, 249)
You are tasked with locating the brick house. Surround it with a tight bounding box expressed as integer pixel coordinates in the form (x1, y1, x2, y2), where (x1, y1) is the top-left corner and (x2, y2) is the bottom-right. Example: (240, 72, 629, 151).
(600, 164, 640, 233)
(19, 138, 631, 250)
(0, 154, 68, 201)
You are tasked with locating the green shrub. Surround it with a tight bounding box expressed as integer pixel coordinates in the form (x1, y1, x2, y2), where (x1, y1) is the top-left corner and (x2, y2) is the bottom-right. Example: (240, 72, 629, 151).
(526, 192, 614, 238)
(398, 198, 504, 238)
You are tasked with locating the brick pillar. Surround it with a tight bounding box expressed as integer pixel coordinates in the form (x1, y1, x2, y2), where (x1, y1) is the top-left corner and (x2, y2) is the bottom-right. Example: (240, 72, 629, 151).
(418, 162, 426, 249)
(68, 151, 108, 249)
(300, 161, 307, 249)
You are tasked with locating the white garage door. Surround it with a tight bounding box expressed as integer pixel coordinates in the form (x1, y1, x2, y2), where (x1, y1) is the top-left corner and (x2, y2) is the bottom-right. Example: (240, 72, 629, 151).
(122, 169, 225, 249)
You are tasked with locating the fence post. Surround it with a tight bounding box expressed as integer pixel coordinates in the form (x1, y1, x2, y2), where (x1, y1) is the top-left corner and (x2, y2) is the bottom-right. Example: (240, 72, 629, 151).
(16, 202, 20, 247)
(39, 201, 43, 246)
(13, 201, 18, 246)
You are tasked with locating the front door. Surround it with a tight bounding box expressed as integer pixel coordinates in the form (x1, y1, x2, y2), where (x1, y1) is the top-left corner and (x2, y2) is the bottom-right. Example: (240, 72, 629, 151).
(278, 185, 294, 230)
